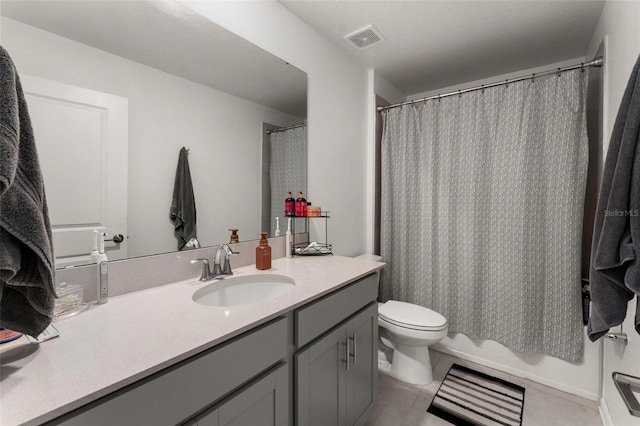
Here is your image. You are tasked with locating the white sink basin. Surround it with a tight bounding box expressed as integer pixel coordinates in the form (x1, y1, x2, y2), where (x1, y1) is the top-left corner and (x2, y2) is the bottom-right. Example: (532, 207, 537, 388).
(192, 274, 295, 307)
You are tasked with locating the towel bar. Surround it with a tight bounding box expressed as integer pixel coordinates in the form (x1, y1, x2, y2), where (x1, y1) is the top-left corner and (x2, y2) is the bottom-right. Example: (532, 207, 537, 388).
(613, 372, 640, 417)
(606, 332, 628, 345)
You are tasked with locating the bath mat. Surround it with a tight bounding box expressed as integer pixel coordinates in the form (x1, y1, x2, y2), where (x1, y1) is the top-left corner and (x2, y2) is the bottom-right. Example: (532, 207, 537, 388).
(427, 364, 525, 426)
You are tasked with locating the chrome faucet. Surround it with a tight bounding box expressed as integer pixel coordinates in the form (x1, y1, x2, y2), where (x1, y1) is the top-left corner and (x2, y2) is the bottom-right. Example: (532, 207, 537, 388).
(214, 244, 237, 276)
(190, 244, 239, 281)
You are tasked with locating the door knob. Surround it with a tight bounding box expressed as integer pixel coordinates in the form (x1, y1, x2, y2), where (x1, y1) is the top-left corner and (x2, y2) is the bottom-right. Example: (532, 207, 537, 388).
(105, 234, 124, 244)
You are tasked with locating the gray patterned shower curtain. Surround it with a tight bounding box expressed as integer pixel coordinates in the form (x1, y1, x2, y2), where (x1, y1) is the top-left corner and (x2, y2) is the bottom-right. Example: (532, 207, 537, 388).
(270, 126, 307, 236)
(380, 69, 589, 362)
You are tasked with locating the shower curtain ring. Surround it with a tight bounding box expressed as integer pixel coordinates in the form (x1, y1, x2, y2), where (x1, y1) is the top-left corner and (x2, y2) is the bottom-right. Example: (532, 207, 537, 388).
(556, 68, 561, 77)
(481, 84, 485, 93)
(531, 73, 535, 83)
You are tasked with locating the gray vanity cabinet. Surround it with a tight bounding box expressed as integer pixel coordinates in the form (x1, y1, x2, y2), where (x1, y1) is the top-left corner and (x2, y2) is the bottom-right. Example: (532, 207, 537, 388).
(294, 273, 379, 426)
(48, 318, 288, 426)
(295, 323, 348, 425)
(46, 272, 380, 426)
(193, 363, 288, 426)
(346, 303, 378, 425)
(295, 303, 377, 426)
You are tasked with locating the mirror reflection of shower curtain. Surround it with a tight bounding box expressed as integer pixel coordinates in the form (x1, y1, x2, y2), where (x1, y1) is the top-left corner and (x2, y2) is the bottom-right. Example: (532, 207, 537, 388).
(269, 126, 307, 236)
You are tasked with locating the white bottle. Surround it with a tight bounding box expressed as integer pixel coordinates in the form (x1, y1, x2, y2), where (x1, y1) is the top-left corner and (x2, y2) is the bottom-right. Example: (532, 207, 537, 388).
(96, 232, 108, 304)
(274, 217, 281, 237)
(285, 218, 292, 258)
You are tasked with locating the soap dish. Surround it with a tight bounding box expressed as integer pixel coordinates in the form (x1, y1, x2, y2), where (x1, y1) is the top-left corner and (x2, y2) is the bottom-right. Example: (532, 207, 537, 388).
(54, 283, 89, 321)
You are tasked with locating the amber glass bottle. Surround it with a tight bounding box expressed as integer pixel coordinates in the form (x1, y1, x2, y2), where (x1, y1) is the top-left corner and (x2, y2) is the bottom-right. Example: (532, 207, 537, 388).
(256, 232, 272, 270)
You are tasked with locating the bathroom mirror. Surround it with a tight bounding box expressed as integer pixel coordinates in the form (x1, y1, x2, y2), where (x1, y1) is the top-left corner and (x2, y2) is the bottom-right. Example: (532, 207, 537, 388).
(1, 0, 307, 268)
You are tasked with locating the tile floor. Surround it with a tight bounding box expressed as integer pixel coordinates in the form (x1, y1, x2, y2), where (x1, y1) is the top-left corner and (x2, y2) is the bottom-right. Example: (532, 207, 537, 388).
(366, 350, 603, 426)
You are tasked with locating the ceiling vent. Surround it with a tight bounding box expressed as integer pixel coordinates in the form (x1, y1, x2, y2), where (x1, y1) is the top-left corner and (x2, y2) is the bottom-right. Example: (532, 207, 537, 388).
(344, 25, 385, 50)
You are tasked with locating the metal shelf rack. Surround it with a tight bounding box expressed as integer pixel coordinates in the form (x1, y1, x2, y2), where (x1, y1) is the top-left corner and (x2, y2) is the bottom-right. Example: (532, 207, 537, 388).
(289, 212, 331, 256)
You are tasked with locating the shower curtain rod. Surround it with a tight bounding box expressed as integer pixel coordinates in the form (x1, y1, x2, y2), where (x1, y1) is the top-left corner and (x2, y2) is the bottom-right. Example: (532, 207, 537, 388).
(266, 123, 307, 134)
(377, 57, 604, 112)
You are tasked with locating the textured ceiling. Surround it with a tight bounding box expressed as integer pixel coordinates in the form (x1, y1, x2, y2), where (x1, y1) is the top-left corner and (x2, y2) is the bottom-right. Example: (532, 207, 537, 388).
(279, 0, 605, 96)
(1, 0, 307, 118)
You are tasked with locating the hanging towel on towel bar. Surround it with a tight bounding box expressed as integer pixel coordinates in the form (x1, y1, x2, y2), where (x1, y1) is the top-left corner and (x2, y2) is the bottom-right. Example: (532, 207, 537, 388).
(170, 147, 197, 250)
(588, 54, 640, 341)
(0, 46, 56, 337)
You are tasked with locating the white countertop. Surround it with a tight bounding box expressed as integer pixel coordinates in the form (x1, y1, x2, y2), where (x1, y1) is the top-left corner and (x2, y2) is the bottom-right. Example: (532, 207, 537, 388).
(0, 255, 383, 426)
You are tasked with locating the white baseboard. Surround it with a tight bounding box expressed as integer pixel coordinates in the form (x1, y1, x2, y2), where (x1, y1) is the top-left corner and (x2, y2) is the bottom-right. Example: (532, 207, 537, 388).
(598, 396, 614, 426)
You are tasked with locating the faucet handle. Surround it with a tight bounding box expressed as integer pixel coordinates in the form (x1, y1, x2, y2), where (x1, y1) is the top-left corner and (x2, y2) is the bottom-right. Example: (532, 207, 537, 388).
(190, 258, 211, 281)
(222, 259, 232, 275)
(212, 262, 223, 277)
(222, 250, 238, 275)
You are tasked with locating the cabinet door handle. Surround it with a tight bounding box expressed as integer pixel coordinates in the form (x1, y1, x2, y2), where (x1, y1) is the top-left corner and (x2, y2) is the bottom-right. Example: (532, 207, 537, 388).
(345, 339, 350, 371)
(349, 333, 357, 365)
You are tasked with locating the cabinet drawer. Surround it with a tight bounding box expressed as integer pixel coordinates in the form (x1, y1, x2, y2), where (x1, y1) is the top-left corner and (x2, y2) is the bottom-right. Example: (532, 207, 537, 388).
(51, 317, 288, 426)
(296, 273, 378, 348)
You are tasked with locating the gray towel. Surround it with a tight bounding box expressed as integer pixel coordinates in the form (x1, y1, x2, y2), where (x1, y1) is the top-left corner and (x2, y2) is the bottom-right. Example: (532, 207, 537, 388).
(0, 46, 56, 337)
(588, 55, 640, 341)
(169, 147, 197, 250)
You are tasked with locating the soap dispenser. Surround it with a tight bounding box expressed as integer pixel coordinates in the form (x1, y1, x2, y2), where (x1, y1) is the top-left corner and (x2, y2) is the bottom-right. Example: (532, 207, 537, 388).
(255, 232, 272, 270)
(229, 228, 239, 244)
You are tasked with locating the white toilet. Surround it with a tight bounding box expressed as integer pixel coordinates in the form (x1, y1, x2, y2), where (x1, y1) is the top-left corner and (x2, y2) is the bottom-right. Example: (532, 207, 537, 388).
(356, 255, 448, 386)
(378, 300, 448, 385)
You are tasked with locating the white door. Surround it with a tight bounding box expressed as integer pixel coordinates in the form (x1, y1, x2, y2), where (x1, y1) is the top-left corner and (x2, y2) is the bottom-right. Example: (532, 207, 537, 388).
(21, 75, 128, 268)
(601, 304, 640, 426)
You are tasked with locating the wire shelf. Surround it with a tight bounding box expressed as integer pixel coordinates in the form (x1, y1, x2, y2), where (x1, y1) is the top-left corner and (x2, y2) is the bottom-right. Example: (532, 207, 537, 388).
(290, 212, 332, 256)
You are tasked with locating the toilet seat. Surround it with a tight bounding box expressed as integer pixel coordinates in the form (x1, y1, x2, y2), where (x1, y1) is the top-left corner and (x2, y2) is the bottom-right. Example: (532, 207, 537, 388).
(379, 301, 447, 331)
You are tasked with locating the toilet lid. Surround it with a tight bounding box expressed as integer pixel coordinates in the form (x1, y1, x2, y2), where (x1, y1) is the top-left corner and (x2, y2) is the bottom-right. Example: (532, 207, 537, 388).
(379, 301, 447, 331)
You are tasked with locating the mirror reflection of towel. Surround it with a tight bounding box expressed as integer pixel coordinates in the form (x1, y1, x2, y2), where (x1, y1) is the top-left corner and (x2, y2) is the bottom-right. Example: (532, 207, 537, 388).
(0, 46, 56, 337)
(170, 147, 197, 250)
(588, 55, 640, 341)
